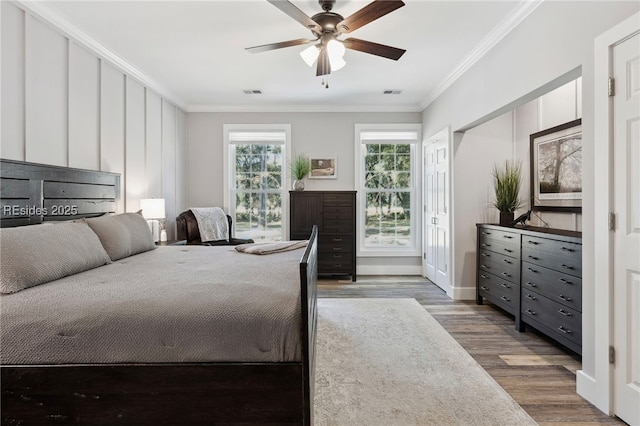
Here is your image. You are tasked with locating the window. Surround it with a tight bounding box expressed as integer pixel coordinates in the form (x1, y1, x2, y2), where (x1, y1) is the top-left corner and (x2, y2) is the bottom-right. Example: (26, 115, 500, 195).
(224, 125, 290, 242)
(355, 124, 421, 256)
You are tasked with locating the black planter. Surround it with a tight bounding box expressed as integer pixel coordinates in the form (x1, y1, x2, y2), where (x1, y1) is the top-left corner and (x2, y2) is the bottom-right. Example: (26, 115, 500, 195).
(499, 211, 515, 226)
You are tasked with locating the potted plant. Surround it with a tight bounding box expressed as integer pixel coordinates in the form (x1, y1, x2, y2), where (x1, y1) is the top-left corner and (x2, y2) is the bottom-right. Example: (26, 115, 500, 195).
(491, 160, 523, 226)
(290, 154, 310, 191)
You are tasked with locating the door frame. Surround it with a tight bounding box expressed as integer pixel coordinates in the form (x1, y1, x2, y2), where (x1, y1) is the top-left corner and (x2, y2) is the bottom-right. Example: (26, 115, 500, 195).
(582, 11, 640, 415)
(422, 126, 454, 298)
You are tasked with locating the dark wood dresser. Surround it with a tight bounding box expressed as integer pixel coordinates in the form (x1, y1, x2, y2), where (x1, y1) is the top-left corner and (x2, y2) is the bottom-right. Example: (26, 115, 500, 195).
(476, 224, 582, 354)
(290, 191, 356, 281)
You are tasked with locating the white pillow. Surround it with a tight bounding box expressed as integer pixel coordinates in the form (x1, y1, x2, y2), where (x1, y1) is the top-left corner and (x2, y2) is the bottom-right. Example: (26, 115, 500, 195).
(84, 212, 156, 261)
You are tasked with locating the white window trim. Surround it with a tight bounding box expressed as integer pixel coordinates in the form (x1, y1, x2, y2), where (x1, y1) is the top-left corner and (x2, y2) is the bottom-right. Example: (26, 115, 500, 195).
(355, 123, 422, 257)
(223, 124, 292, 241)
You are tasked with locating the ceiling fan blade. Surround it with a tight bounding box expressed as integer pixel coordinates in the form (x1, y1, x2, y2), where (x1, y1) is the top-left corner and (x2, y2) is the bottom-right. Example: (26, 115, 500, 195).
(336, 0, 405, 34)
(343, 38, 406, 60)
(267, 0, 323, 35)
(316, 47, 331, 76)
(246, 38, 314, 53)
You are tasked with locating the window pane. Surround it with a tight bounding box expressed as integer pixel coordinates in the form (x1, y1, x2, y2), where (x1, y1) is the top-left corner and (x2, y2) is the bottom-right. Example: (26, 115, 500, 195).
(364, 190, 411, 247)
(231, 143, 284, 241)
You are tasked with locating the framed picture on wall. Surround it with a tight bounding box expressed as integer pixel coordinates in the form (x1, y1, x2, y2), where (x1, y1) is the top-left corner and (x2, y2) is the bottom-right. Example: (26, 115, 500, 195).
(530, 118, 582, 212)
(308, 157, 337, 179)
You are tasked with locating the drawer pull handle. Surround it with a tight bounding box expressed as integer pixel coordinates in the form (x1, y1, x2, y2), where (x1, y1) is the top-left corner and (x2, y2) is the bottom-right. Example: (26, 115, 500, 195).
(482, 231, 491, 235)
(333, 255, 342, 259)
(561, 264, 574, 270)
(558, 294, 572, 302)
(527, 267, 537, 273)
(334, 264, 342, 268)
(527, 255, 539, 260)
(527, 240, 539, 245)
(557, 326, 572, 335)
(525, 281, 537, 288)
(480, 286, 489, 291)
(503, 235, 513, 239)
(480, 274, 489, 279)
(526, 294, 537, 300)
(525, 309, 536, 316)
(501, 283, 510, 289)
(481, 264, 489, 269)
(558, 278, 572, 285)
(481, 243, 491, 248)
(500, 296, 510, 302)
(502, 259, 512, 264)
(501, 272, 511, 277)
(481, 253, 489, 257)
(503, 248, 513, 253)
(561, 246, 574, 252)
(558, 309, 573, 317)
(333, 238, 343, 242)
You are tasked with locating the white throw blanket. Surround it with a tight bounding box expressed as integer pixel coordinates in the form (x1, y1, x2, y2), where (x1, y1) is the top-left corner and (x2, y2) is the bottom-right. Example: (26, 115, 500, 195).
(190, 207, 229, 242)
(235, 240, 307, 255)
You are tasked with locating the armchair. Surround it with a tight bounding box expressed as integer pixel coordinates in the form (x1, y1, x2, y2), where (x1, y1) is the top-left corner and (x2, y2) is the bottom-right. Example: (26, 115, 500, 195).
(176, 210, 254, 246)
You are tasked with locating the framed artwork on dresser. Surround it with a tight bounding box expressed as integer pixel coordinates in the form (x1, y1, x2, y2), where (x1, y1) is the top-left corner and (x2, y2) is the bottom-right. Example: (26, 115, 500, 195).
(530, 119, 582, 212)
(309, 157, 337, 179)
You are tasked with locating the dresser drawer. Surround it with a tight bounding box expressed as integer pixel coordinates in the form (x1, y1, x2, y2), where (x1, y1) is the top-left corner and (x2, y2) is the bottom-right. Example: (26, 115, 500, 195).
(522, 261, 582, 311)
(521, 291, 582, 346)
(479, 228, 519, 247)
(319, 254, 352, 273)
(323, 206, 352, 220)
(323, 193, 353, 206)
(478, 250, 519, 283)
(323, 219, 353, 233)
(319, 235, 352, 253)
(522, 236, 581, 276)
(477, 271, 518, 313)
(478, 236, 519, 258)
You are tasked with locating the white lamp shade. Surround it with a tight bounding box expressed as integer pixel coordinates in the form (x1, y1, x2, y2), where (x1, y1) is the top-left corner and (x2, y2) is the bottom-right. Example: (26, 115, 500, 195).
(326, 39, 346, 71)
(140, 198, 166, 219)
(300, 44, 319, 67)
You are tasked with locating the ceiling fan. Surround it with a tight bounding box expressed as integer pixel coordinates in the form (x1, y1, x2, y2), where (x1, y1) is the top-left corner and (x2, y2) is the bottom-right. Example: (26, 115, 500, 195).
(246, 0, 406, 78)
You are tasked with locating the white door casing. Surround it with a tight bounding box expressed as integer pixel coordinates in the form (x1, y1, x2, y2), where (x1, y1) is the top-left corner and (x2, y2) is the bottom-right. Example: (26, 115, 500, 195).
(423, 128, 451, 295)
(612, 31, 640, 426)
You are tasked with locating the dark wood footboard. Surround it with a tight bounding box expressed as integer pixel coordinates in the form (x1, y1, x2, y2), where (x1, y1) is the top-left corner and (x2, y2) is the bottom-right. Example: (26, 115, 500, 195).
(1, 224, 319, 425)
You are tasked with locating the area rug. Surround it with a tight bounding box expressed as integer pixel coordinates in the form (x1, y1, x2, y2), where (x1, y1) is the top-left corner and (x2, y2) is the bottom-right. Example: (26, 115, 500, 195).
(314, 298, 537, 426)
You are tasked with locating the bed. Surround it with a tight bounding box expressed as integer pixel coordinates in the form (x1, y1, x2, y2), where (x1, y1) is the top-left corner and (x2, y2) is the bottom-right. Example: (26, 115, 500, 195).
(0, 159, 318, 425)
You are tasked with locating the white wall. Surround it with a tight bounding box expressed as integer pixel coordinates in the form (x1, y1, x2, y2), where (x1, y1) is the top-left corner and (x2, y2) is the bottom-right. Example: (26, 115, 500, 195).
(187, 111, 422, 273)
(0, 2, 188, 238)
(421, 0, 639, 412)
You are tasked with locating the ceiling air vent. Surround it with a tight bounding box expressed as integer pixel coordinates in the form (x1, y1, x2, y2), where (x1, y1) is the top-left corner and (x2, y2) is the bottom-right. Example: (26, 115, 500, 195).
(383, 90, 402, 95)
(243, 90, 263, 95)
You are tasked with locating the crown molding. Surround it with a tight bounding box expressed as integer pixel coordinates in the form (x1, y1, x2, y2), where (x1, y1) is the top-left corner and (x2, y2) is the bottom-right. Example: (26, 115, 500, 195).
(419, 0, 544, 111)
(188, 104, 424, 113)
(15, 0, 188, 111)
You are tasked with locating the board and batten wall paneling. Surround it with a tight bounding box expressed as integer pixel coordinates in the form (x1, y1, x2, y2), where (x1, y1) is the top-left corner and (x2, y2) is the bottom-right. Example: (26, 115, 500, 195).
(176, 109, 187, 216)
(125, 77, 146, 213)
(1, 2, 25, 160)
(25, 14, 68, 166)
(100, 62, 126, 213)
(162, 100, 177, 239)
(68, 42, 100, 171)
(145, 90, 163, 199)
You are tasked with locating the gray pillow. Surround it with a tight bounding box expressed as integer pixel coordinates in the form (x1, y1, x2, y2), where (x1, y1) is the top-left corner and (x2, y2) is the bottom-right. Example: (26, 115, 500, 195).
(84, 212, 156, 261)
(0, 222, 112, 294)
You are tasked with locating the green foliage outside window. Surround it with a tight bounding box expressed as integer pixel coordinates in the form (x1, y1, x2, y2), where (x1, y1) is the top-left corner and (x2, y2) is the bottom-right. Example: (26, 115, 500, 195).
(363, 143, 412, 247)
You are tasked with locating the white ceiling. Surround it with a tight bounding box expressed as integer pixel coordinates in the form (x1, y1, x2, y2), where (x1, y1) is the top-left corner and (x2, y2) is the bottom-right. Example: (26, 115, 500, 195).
(35, 0, 536, 111)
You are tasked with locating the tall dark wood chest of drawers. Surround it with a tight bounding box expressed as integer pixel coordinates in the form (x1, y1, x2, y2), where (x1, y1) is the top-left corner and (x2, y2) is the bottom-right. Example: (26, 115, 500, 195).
(290, 191, 356, 281)
(476, 224, 582, 354)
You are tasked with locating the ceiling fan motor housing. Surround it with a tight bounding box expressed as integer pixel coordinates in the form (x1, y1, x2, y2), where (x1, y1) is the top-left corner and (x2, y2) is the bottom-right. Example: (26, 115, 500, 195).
(311, 12, 344, 34)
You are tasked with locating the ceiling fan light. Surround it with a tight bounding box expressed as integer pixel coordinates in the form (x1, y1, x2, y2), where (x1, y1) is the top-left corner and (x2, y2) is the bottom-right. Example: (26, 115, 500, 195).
(330, 56, 346, 71)
(300, 44, 319, 67)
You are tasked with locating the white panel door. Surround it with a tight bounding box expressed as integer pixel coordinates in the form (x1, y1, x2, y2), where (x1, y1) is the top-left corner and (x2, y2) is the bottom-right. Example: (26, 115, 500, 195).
(423, 130, 450, 292)
(613, 32, 640, 426)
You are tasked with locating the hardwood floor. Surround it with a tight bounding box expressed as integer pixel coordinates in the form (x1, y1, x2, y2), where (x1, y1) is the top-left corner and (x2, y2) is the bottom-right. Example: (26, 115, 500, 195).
(318, 276, 625, 425)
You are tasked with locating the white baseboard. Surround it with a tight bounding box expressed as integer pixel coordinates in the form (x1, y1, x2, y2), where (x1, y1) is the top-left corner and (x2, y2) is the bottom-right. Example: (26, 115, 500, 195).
(451, 286, 476, 301)
(357, 265, 423, 276)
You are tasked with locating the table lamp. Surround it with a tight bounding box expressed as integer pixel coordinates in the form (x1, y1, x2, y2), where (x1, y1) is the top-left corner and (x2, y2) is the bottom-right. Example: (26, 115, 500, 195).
(140, 198, 166, 242)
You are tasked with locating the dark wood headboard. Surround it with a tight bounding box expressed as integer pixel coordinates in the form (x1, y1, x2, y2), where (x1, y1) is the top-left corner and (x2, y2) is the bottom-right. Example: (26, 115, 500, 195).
(0, 159, 120, 228)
